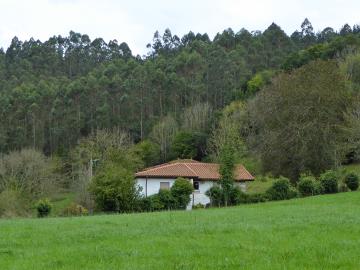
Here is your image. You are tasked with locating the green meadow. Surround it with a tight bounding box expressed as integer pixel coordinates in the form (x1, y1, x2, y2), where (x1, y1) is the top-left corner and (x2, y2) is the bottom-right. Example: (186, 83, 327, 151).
(1, 192, 360, 270)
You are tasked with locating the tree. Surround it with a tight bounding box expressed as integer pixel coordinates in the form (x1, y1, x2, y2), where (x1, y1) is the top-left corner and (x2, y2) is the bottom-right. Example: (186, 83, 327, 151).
(219, 144, 235, 206)
(340, 24, 352, 36)
(181, 102, 213, 133)
(209, 101, 249, 162)
(89, 164, 141, 212)
(250, 60, 350, 180)
(150, 115, 178, 162)
(131, 140, 160, 167)
(300, 18, 316, 47)
(0, 149, 60, 200)
(171, 131, 206, 160)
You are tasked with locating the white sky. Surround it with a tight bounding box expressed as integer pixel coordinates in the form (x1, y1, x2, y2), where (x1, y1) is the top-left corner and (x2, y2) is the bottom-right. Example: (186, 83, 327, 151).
(0, 0, 359, 56)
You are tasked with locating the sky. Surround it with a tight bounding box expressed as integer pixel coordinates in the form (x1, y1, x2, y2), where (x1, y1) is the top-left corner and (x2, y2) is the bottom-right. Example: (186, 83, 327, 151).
(0, 0, 359, 56)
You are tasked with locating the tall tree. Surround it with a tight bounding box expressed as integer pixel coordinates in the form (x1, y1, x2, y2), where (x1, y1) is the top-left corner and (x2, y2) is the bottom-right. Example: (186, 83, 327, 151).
(250, 60, 350, 180)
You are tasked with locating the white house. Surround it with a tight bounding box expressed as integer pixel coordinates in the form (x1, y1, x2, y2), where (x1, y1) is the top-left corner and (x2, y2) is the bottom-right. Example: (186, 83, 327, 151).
(135, 159, 254, 209)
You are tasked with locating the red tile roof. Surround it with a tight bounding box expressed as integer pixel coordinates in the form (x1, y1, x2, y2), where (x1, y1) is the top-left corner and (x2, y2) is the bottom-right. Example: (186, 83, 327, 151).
(135, 160, 254, 181)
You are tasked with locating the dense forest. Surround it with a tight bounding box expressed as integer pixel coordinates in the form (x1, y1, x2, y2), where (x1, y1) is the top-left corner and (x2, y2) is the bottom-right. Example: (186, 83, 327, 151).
(1, 19, 360, 216)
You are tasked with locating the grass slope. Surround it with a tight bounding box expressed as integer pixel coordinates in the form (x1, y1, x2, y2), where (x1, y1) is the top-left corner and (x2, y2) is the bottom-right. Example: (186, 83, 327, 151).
(1, 192, 360, 270)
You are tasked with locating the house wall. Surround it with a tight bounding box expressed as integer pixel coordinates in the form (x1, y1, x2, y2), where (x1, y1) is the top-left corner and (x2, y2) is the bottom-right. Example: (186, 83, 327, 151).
(136, 177, 177, 197)
(136, 178, 248, 208)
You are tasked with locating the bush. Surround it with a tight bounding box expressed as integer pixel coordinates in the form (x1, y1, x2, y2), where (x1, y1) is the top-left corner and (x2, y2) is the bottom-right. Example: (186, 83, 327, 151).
(142, 194, 164, 211)
(298, 175, 317, 196)
(205, 185, 223, 207)
(89, 165, 142, 212)
(319, 170, 339, 194)
(36, 199, 52, 218)
(344, 172, 359, 191)
(0, 189, 29, 218)
(266, 177, 296, 201)
(170, 178, 193, 209)
(61, 203, 89, 217)
(229, 187, 248, 205)
(246, 193, 269, 203)
(157, 189, 177, 210)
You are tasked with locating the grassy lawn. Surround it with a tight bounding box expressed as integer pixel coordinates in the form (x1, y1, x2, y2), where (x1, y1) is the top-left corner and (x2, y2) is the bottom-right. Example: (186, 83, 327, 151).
(1, 192, 360, 269)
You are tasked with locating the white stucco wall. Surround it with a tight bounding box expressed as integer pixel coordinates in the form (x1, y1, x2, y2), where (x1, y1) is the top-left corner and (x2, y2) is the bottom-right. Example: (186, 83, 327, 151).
(136, 177, 248, 209)
(136, 178, 178, 196)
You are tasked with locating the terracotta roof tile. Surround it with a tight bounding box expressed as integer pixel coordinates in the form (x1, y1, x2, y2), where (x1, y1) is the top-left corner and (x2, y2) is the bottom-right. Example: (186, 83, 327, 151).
(135, 159, 254, 181)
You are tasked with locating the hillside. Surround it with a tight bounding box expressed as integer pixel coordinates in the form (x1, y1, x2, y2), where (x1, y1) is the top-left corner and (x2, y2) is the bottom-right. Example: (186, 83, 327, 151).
(1, 192, 360, 269)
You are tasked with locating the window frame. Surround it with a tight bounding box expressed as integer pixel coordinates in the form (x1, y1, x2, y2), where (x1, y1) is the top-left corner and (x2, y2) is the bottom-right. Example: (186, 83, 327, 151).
(193, 180, 200, 191)
(160, 181, 170, 190)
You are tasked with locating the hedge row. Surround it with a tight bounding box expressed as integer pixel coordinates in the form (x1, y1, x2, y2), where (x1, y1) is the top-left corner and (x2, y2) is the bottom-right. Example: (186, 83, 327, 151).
(207, 170, 359, 207)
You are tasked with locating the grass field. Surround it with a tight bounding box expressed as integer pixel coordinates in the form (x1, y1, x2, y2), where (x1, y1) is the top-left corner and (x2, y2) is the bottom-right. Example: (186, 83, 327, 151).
(1, 192, 360, 269)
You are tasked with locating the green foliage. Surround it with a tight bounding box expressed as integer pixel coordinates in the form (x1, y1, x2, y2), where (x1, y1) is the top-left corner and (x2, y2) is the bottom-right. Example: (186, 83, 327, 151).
(283, 35, 360, 70)
(206, 185, 250, 206)
(228, 186, 248, 205)
(219, 145, 235, 206)
(251, 60, 351, 180)
(319, 170, 339, 194)
(131, 140, 160, 167)
(138, 195, 163, 212)
(298, 174, 318, 197)
(35, 198, 52, 218)
(157, 189, 177, 210)
(89, 164, 141, 212)
(205, 185, 223, 207)
(344, 172, 359, 191)
(247, 70, 275, 95)
(0, 26, 359, 158)
(140, 179, 192, 211)
(246, 193, 269, 203)
(266, 177, 297, 200)
(171, 131, 206, 160)
(170, 178, 193, 209)
(209, 101, 249, 162)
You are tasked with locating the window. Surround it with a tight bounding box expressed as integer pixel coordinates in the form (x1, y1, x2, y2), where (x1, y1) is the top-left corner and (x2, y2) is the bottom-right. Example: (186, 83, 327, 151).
(193, 181, 199, 191)
(160, 182, 170, 190)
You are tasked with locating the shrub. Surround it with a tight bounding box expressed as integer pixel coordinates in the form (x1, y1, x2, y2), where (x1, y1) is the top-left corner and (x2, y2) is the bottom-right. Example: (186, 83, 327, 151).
(61, 203, 89, 217)
(89, 165, 142, 212)
(170, 178, 193, 209)
(298, 175, 317, 196)
(0, 149, 59, 200)
(229, 187, 248, 205)
(266, 177, 296, 201)
(36, 199, 52, 218)
(157, 189, 177, 210)
(319, 170, 339, 194)
(205, 185, 223, 207)
(344, 172, 359, 191)
(0, 189, 29, 218)
(246, 193, 269, 203)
